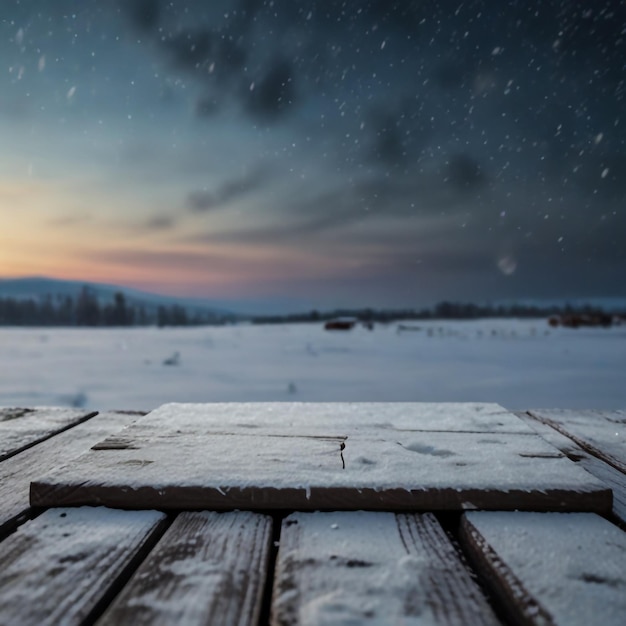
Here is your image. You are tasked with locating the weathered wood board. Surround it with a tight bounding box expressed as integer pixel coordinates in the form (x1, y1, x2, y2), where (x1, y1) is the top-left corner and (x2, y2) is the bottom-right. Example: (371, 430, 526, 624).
(97, 511, 272, 626)
(0, 406, 96, 462)
(0, 411, 140, 537)
(271, 511, 499, 625)
(0, 506, 167, 626)
(460, 512, 626, 626)
(518, 412, 626, 525)
(30, 404, 611, 512)
(102, 401, 536, 434)
(528, 409, 626, 474)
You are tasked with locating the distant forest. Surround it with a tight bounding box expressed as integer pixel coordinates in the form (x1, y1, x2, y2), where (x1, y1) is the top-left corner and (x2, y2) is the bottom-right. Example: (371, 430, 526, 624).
(0, 287, 227, 327)
(252, 302, 624, 325)
(0, 287, 622, 327)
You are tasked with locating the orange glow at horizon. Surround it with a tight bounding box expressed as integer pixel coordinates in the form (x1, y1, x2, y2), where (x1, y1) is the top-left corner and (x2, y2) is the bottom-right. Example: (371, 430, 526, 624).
(1, 179, 348, 299)
(1, 171, 374, 300)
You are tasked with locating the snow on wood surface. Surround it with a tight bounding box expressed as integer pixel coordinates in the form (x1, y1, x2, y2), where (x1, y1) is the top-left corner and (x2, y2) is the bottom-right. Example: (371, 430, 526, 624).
(461, 512, 626, 626)
(271, 511, 499, 626)
(30, 403, 611, 512)
(138, 402, 536, 434)
(0, 411, 139, 537)
(0, 406, 95, 461)
(528, 409, 626, 473)
(518, 412, 626, 525)
(0, 506, 166, 626)
(98, 511, 272, 626)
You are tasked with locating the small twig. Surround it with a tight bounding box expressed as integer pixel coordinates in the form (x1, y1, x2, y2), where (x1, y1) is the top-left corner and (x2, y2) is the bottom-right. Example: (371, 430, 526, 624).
(340, 442, 346, 469)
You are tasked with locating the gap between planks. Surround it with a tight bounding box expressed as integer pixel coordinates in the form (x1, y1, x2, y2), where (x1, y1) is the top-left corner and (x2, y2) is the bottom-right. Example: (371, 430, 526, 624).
(459, 511, 626, 626)
(527, 409, 625, 475)
(0, 507, 169, 626)
(95, 511, 273, 626)
(0, 408, 98, 463)
(0, 411, 142, 538)
(518, 412, 626, 526)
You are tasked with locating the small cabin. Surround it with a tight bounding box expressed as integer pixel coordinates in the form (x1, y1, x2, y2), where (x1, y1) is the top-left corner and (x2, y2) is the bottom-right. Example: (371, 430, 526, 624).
(548, 313, 614, 329)
(324, 317, 358, 331)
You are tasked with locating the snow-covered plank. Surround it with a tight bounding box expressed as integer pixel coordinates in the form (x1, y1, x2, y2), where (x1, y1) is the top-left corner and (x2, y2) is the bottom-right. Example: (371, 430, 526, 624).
(271, 511, 499, 625)
(528, 409, 626, 474)
(30, 422, 611, 512)
(0, 506, 167, 626)
(518, 412, 626, 525)
(0, 411, 140, 537)
(460, 512, 626, 626)
(98, 511, 272, 626)
(130, 402, 535, 434)
(0, 406, 96, 462)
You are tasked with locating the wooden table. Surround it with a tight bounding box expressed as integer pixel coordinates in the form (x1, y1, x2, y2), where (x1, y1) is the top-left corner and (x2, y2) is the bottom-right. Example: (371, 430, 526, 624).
(0, 403, 624, 625)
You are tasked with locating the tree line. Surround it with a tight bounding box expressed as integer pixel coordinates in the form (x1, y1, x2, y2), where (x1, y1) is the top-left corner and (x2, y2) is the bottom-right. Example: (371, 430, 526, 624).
(252, 301, 623, 325)
(0, 287, 227, 327)
(1, 289, 621, 327)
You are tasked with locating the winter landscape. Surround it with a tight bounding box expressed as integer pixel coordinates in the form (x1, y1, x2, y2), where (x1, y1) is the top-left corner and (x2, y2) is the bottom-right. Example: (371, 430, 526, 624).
(2, 0, 625, 416)
(1, 3, 624, 623)
(1, 319, 623, 412)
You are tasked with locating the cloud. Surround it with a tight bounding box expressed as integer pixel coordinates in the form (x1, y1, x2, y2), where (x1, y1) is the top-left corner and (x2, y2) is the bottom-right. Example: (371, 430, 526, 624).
(121, 2, 297, 122)
(368, 246, 497, 276)
(47, 214, 93, 228)
(195, 97, 220, 118)
(186, 214, 344, 247)
(84, 248, 249, 273)
(110, 0, 626, 302)
(187, 168, 269, 212)
(144, 215, 176, 231)
(119, 1, 435, 126)
(184, 172, 484, 247)
(164, 29, 215, 70)
(125, 0, 161, 33)
(244, 58, 296, 120)
(80, 245, 347, 285)
(445, 154, 488, 191)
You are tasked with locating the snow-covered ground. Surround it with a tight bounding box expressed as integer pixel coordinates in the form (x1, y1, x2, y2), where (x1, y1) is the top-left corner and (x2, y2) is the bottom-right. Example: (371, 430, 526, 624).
(0, 319, 623, 412)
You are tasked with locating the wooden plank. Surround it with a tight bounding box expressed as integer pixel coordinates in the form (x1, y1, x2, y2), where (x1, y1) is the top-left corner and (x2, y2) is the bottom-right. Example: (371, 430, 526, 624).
(0, 407, 96, 462)
(460, 512, 626, 626)
(30, 418, 611, 512)
(110, 401, 535, 434)
(97, 511, 272, 626)
(0, 411, 140, 536)
(518, 412, 626, 525)
(528, 409, 626, 474)
(0, 506, 167, 626)
(271, 511, 499, 625)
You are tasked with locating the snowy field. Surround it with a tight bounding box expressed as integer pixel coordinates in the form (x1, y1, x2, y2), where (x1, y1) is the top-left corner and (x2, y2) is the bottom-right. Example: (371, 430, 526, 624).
(0, 319, 624, 412)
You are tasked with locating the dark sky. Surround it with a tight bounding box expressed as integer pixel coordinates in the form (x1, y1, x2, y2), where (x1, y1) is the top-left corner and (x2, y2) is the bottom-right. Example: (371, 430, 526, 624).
(1, 0, 625, 311)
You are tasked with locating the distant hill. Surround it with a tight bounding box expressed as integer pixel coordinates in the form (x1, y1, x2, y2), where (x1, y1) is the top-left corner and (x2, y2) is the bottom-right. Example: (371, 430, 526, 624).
(2, 277, 623, 321)
(0, 277, 236, 321)
(0, 277, 319, 316)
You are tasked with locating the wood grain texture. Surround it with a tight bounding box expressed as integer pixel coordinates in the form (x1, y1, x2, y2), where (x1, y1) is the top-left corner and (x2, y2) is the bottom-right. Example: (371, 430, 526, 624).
(0, 411, 140, 537)
(0, 507, 167, 626)
(97, 511, 272, 626)
(271, 511, 499, 625)
(29, 405, 611, 513)
(460, 512, 626, 626)
(125, 402, 536, 434)
(528, 409, 626, 474)
(518, 412, 626, 525)
(0, 407, 96, 462)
